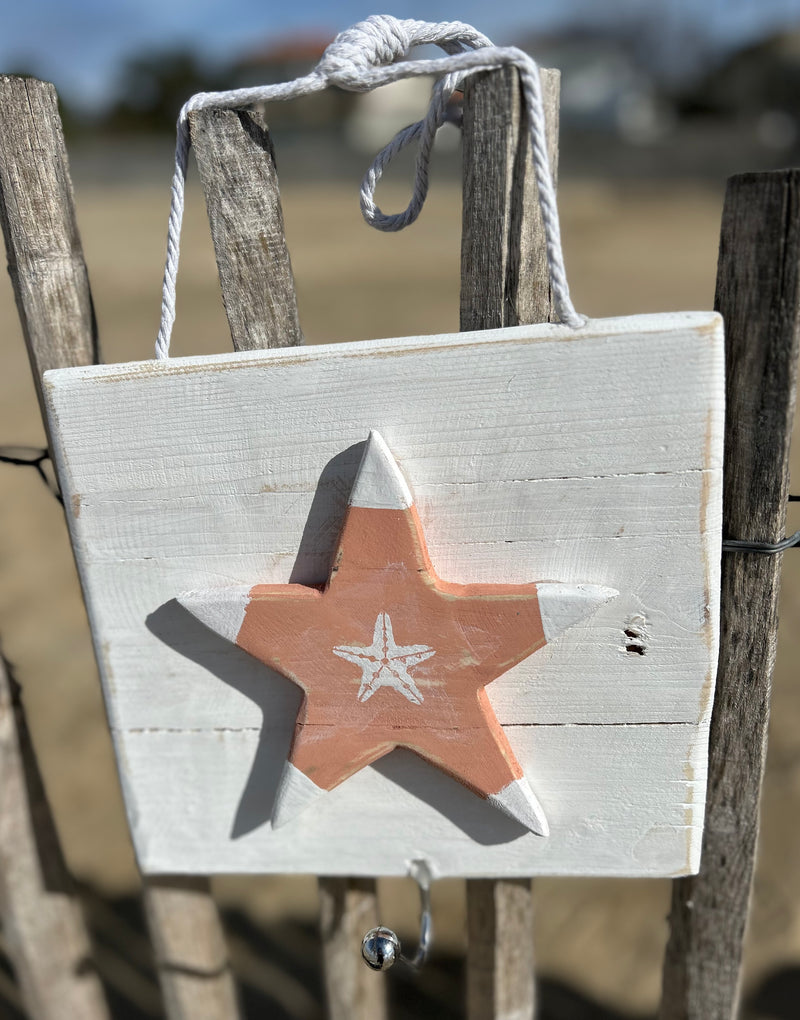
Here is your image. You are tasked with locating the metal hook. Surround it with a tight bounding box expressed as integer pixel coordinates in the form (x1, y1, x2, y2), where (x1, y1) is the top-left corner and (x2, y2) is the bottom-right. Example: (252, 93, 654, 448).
(361, 860, 433, 971)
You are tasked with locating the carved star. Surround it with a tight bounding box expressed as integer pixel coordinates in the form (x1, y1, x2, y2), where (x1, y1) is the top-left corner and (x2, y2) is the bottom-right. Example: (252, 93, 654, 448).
(179, 431, 617, 835)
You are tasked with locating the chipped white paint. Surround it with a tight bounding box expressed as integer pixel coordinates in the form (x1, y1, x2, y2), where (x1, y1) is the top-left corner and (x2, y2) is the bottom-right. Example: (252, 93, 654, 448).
(333, 612, 435, 705)
(43, 311, 725, 877)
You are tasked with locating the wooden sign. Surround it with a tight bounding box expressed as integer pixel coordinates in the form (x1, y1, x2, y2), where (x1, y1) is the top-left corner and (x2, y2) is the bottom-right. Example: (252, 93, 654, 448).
(44, 311, 724, 878)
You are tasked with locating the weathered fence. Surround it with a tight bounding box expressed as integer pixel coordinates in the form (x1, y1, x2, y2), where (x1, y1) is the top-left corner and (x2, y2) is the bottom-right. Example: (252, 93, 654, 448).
(0, 74, 240, 1020)
(660, 169, 800, 1019)
(0, 64, 798, 1020)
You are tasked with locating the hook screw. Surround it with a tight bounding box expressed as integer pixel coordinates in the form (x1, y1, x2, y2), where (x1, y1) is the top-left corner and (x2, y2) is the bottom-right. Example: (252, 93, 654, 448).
(360, 859, 433, 972)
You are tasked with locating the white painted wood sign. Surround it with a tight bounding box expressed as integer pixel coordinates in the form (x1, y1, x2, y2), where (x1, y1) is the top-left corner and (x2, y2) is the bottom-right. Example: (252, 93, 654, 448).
(44, 311, 724, 878)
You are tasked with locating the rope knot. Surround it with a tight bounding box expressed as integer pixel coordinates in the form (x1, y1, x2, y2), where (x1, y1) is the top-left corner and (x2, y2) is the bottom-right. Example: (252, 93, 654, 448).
(156, 17, 584, 358)
(317, 15, 414, 91)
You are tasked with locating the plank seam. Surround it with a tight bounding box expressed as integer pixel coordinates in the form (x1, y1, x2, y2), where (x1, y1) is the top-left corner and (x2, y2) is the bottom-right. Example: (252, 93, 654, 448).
(112, 721, 699, 735)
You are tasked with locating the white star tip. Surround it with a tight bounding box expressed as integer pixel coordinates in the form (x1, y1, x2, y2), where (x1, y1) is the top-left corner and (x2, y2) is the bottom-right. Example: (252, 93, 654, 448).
(488, 779, 549, 836)
(176, 586, 251, 644)
(536, 583, 618, 644)
(349, 431, 414, 510)
(272, 761, 326, 828)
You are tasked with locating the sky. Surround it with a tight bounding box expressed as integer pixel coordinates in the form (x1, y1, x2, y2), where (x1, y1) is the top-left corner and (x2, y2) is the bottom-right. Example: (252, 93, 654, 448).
(3, 0, 800, 110)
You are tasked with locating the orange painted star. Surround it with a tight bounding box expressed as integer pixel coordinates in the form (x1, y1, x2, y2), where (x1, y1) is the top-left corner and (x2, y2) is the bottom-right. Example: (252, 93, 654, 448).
(179, 432, 616, 834)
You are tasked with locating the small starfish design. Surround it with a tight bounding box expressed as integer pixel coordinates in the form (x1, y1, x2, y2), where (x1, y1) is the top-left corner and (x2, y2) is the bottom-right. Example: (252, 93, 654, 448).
(333, 612, 435, 704)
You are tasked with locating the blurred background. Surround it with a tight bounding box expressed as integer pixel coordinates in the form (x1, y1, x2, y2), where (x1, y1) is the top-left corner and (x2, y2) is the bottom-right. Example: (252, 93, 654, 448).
(2, 1, 800, 1017)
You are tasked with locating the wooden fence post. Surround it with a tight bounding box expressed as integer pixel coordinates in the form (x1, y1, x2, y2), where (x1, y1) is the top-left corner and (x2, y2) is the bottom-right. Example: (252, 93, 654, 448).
(0, 75, 242, 1020)
(660, 171, 800, 1018)
(190, 105, 387, 1020)
(0, 74, 109, 1020)
(190, 107, 303, 352)
(0, 76, 98, 421)
(142, 878, 241, 1018)
(0, 650, 110, 1019)
(460, 66, 560, 1020)
(318, 878, 387, 1020)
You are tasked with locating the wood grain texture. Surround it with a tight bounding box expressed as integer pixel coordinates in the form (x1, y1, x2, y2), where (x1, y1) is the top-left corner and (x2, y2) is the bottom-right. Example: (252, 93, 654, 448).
(660, 173, 800, 1018)
(0, 651, 109, 1020)
(467, 879, 535, 1020)
(0, 75, 108, 1020)
(142, 878, 240, 1019)
(191, 111, 381, 1017)
(44, 312, 723, 876)
(0, 75, 239, 1020)
(461, 67, 559, 331)
(147, 878, 235, 1017)
(0, 75, 98, 427)
(190, 108, 303, 351)
(461, 66, 559, 1020)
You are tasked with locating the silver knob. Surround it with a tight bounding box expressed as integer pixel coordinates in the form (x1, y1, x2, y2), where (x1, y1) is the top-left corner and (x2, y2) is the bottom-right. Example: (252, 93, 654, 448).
(361, 926, 401, 971)
(360, 859, 433, 971)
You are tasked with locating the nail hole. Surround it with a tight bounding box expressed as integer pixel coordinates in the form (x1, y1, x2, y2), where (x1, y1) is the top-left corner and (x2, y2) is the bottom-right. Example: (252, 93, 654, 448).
(622, 614, 648, 656)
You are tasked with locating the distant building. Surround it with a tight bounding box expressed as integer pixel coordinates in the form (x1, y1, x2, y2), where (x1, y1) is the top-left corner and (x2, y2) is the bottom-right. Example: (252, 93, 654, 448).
(681, 29, 800, 150)
(230, 27, 679, 155)
(231, 33, 462, 157)
(345, 76, 461, 155)
(231, 31, 357, 132)
(520, 30, 675, 144)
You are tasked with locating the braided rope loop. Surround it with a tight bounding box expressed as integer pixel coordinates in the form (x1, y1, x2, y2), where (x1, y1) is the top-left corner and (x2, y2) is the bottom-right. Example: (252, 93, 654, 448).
(155, 15, 583, 359)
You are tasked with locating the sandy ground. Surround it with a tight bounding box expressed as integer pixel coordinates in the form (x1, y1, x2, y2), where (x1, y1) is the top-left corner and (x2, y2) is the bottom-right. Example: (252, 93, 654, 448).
(1, 174, 798, 1016)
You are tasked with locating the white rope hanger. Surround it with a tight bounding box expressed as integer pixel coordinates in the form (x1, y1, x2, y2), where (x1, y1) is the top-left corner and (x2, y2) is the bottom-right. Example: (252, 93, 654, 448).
(155, 14, 586, 359)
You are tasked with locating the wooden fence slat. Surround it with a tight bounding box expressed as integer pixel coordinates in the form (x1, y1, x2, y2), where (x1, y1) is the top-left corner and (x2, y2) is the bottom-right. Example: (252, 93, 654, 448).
(142, 878, 241, 1018)
(461, 66, 559, 1020)
(461, 66, 560, 332)
(0, 651, 110, 1020)
(190, 105, 387, 1020)
(0, 75, 99, 427)
(466, 880, 536, 1020)
(319, 878, 387, 1020)
(140, 890, 235, 1014)
(659, 171, 800, 1018)
(0, 75, 109, 1020)
(0, 74, 240, 1020)
(191, 108, 303, 351)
